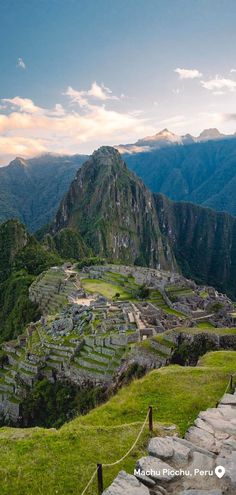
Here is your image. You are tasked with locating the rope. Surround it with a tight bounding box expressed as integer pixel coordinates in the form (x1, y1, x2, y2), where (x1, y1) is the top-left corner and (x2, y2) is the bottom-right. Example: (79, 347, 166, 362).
(80, 409, 150, 494)
(81, 467, 98, 495)
(103, 409, 149, 467)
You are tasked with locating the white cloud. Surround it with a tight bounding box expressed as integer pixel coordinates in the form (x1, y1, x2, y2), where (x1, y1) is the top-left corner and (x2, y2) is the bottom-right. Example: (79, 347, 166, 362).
(64, 81, 119, 108)
(201, 76, 236, 92)
(0, 86, 153, 164)
(16, 57, 26, 70)
(230, 69, 236, 73)
(2, 97, 41, 114)
(174, 68, 202, 79)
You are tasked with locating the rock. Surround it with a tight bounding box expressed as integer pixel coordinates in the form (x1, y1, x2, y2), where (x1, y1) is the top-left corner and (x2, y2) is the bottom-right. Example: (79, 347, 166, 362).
(172, 436, 215, 458)
(183, 452, 217, 491)
(155, 486, 168, 495)
(217, 405, 236, 421)
(103, 470, 149, 495)
(136, 456, 177, 482)
(171, 438, 191, 465)
(216, 451, 236, 489)
(185, 426, 216, 452)
(148, 437, 174, 460)
(179, 491, 222, 495)
(195, 417, 215, 434)
(220, 393, 236, 406)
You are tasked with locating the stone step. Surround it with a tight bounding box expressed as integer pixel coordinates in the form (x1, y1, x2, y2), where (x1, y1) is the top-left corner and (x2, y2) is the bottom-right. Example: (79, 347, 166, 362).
(80, 350, 111, 364)
(48, 353, 65, 363)
(74, 356, 108, 371)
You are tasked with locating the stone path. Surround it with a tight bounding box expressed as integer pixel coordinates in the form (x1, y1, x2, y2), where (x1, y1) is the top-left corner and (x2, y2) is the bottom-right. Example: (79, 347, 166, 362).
(103, 390, 236, 495)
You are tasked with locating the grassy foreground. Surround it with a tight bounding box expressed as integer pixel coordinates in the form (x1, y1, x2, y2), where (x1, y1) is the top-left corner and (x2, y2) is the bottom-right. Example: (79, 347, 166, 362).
(0, 351, 235, 495)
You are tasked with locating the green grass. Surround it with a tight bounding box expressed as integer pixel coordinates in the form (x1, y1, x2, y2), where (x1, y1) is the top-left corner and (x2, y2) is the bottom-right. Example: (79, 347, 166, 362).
(198, 350, 236, 368)
(81, 278, 132, 300)
(0, 351, 235, 495)
(196, 321, 215, 329)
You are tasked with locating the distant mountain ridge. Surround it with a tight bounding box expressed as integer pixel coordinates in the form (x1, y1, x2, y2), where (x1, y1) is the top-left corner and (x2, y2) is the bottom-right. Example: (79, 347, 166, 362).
(1, 128, 236, 232)
(0, 153, 88, 232)
(124, 136, 236, 217)
(116, 127, 230, 154)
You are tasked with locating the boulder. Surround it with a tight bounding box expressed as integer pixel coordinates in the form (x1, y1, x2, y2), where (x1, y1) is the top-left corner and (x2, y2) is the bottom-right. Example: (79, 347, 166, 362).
(136, 456, 177, 482)
(103, 470, 149, 495)
(148, 437, 174, 460)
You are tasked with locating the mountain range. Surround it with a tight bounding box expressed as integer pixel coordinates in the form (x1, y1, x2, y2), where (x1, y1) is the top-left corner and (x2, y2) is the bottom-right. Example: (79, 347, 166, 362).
(124, 132, 236, 217)
(1, 145, 236, 345)
(116, 127, 230, 154)
(51, 146, 236, 298)
(1, 129, 236, 233)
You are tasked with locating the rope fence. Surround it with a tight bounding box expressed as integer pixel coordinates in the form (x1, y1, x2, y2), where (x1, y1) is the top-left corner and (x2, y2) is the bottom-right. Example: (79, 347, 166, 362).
(81, 374, 236, 495)
(81, 406, 153, 495)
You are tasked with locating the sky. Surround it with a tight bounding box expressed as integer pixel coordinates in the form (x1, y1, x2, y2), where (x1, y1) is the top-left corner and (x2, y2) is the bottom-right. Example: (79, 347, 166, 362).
(1, 0, 236, 164)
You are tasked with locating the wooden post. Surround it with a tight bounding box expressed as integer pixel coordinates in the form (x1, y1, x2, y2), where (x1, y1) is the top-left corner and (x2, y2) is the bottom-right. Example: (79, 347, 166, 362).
(97, 463, 103, 495)
(230, 374, 233, 392)
(149, 405, 153, 432)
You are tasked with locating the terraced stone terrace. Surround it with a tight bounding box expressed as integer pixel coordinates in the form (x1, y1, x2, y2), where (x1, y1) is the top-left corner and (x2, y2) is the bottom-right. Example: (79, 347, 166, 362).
(1, 263, 236, 423)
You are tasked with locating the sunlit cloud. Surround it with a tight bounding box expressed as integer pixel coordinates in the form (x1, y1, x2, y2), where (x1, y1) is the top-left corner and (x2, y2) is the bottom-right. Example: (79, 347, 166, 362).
(0, 85, 153, 164)
(174, 68, 202, 79)
(16, 57, 26, 70)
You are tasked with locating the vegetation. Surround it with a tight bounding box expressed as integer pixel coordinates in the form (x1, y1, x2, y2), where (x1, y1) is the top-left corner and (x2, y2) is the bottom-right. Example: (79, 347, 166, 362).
(135, 283, 150, 300)
(0, 220, 62, 342)
(76, 256, 104, 269)
(21, 379, 107, 428)
(0, 270, 40, 342)
(0, 351, 235, 495)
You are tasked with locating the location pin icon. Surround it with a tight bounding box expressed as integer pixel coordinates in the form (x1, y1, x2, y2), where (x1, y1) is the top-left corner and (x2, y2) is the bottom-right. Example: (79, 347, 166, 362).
(215, 465, 226, 479)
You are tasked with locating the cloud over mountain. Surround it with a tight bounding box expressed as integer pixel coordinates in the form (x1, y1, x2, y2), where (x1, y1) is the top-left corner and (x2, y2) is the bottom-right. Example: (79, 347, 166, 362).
(0, 84, 152, 164)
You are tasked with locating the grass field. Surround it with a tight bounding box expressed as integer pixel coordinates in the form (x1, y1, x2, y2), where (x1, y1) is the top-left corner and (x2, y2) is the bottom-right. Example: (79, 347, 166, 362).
(81, 278, 132, 300)
(0, 351, 235, 495)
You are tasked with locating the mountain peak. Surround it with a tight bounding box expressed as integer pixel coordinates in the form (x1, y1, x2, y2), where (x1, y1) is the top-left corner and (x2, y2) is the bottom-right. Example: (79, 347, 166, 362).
(136, 128, 180, 145)
(92, 145, 121, 161)
(198, 128, 225, 140)
(52, 148, 175, 270)
(10, 157, 28, 168)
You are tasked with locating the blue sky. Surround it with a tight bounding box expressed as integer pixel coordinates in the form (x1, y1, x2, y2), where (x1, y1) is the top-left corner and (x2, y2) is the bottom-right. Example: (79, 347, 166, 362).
(1, 0, 236, 163)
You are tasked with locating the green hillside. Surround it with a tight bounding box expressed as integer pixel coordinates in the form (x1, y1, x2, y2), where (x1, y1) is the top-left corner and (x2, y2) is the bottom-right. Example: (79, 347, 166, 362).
(0, 351, 235, 495)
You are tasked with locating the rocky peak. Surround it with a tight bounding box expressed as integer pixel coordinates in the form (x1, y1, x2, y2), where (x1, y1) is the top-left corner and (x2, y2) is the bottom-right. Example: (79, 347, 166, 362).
(9, 157, 29, 168)
(52, 147, 176, 271)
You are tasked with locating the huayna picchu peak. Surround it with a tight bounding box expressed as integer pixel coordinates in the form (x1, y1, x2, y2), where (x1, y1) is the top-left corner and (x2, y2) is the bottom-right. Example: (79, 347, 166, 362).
(52, 146, 177, 271)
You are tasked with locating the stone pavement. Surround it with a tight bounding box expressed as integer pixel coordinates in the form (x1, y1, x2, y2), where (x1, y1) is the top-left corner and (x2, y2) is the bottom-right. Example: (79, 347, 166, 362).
(103, 390, 236, 495)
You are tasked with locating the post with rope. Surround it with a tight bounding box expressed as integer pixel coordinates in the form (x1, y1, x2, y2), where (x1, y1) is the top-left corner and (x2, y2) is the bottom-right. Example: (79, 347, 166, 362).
(97, 463, 103, 495)
(148, 405, 153, 432)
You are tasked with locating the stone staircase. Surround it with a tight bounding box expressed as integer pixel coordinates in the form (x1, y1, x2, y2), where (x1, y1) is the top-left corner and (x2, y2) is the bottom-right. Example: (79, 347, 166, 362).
(103, 391, 236, 495)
